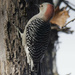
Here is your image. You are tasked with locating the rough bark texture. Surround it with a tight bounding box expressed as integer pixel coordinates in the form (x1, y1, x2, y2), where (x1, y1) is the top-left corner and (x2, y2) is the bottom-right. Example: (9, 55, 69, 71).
(0, 0, 58, 75)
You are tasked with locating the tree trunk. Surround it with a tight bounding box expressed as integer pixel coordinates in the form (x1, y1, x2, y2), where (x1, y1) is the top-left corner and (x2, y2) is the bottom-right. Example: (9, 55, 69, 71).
(0, 0, 58, 75)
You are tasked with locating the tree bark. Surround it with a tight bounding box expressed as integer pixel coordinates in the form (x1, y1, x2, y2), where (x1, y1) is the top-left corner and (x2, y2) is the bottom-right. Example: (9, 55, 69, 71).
(0, 0, 58, 75)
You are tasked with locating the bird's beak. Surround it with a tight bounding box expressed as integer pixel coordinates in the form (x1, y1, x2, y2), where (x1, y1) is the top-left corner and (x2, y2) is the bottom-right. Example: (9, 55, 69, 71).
(35, 4, 40, 8)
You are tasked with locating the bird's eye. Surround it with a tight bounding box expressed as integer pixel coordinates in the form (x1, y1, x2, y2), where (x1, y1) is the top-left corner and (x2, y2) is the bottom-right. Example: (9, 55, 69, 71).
(40, 4, 43, 7)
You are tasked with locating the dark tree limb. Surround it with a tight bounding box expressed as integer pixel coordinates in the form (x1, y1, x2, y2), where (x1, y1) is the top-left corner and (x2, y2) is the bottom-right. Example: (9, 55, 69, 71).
(63, 0, 75, 11)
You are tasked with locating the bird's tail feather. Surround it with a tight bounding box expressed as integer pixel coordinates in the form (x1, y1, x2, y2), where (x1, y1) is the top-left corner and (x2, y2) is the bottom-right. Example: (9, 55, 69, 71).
(34, 62, 41, 75)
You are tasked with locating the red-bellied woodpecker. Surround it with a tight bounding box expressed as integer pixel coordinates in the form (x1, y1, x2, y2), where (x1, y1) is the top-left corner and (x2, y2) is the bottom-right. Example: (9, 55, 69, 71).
(15, 2, 54, 74)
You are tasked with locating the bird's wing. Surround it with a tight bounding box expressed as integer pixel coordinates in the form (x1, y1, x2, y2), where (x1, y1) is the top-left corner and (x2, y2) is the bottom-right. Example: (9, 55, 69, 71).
(26, 18, 51, 62)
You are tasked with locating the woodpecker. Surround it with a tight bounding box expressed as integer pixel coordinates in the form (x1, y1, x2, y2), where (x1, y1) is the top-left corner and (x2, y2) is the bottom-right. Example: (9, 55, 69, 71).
(15, 2, 54, 73)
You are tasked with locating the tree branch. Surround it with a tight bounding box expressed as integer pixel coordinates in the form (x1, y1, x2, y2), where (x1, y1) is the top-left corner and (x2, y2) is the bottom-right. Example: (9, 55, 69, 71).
(63, 18, 75, 27)
(63, 0, 75, 11)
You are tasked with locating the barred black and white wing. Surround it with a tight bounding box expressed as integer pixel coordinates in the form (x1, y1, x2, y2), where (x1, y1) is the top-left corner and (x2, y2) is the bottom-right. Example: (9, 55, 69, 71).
(26, 18, 50, 63)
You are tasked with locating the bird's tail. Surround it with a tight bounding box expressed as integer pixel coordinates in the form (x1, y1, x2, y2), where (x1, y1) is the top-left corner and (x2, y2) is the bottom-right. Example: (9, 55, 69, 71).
(32, 62, 41, 75)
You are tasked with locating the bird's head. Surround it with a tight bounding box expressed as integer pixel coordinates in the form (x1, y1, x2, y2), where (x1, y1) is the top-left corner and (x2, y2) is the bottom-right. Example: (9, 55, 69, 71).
(38, 3, 54, 21)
